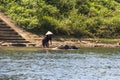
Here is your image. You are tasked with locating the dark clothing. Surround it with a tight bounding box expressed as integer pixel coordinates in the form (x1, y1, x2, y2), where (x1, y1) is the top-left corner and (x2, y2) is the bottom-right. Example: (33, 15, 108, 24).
(42, 35, 52, 48)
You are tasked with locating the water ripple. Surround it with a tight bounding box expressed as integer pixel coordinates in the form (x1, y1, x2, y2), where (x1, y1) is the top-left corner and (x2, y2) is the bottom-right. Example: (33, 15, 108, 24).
(0, 52, 120, 80)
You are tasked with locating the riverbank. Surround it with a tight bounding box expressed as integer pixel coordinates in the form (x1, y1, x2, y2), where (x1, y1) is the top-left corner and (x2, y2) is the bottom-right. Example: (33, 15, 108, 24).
(0, 46, 120, 54)
(52, 38, 120, 48)
(0, 38, 120, 51)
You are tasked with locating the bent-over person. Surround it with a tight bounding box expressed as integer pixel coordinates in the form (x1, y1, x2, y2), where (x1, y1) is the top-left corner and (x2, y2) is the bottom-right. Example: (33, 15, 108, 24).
(42, 31, 53, 48)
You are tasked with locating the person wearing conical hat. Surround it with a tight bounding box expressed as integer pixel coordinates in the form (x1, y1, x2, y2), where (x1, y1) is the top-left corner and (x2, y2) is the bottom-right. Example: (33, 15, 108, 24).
(42, 31, 53, 48)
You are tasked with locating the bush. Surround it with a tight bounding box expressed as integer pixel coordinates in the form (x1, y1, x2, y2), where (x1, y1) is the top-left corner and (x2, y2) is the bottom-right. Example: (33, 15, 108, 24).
(0, 0, 120, 38)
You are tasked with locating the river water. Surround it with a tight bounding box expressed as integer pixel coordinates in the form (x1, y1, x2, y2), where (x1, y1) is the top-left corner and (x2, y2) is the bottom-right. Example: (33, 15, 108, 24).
(0, 48, 120, 80)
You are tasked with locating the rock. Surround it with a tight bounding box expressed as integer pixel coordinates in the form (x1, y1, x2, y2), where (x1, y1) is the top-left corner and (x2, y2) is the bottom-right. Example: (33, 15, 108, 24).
(94, 44, 104, 47)
(11, 43, 26, 47)
(26, 43, 36, 47)
(70, 46, 78, 49)
(1, 42, 12, 46)
(57, 45, 78, 49)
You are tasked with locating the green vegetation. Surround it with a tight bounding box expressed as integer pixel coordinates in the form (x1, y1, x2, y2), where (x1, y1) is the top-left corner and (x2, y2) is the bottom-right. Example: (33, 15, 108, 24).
(0, 0, 120, 38)
(85, 38, 120, 44)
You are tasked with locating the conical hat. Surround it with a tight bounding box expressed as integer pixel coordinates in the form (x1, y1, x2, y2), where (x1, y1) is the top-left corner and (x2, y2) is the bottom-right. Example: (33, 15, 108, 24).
(45, 31, 53, 35)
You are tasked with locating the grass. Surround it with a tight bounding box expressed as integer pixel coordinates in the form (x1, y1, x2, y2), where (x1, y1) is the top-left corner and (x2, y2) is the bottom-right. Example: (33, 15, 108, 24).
(98, 38, 120, 44)
(84, 38, 120, 44)
(0, 47, 41, 52)
(0, 46, 120, 54)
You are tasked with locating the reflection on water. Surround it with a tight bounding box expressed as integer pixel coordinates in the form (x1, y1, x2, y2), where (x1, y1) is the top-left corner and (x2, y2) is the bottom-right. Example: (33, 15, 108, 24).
(0, 49, 120, 80)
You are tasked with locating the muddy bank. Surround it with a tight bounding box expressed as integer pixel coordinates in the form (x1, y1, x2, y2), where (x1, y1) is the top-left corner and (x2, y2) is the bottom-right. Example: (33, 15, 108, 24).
(51, 38, 120, 48)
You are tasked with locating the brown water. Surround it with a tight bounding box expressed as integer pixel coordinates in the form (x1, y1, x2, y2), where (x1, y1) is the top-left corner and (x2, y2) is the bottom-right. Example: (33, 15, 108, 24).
(0, 48, 120, 80)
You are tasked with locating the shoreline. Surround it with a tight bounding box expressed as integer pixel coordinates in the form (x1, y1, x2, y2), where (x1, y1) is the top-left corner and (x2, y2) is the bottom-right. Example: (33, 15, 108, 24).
(0, 46, 120, 53)
(52, 38, 120, 48)
(0, 38, 120, 52)
(0, 38, 120, 48)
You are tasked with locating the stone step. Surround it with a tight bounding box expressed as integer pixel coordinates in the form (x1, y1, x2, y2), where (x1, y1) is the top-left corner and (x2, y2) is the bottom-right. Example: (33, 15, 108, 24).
(0, 27, 13, 30)
(0, 34, 21, 37)
(0, 37, 25, 40)
(0, 23, 7, 26)
(0, 15, 32, 45)
(0, 33, 18, 36)
(11, 43, 27, 47)
(0, 19, 3, 22)
(12, 43, 36, 47)
(0, 25, 9, 28)
(0, 22, 6, 25)
(0, 25, 11, 28)
(0, 31, 18, 34)
(1, 43, 36, 47)
(0, 29, 14, 31)
(0, 20, 4, 22)
(0, 20, 5, 22)
(0, 38, 26, 42)
(1, 40, 29, 43)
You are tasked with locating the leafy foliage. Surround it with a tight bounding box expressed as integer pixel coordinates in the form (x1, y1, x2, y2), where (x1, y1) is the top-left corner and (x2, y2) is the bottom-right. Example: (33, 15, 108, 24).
(0, 0, 120, 38)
